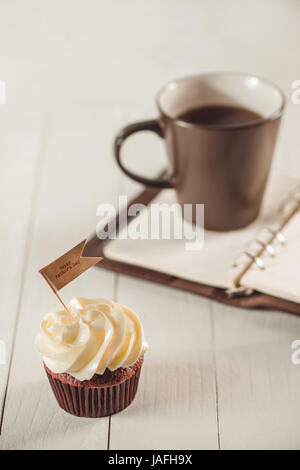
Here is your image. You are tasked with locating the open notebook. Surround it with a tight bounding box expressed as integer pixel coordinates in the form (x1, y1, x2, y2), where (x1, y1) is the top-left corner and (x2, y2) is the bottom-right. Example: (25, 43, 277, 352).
(103, 173, 300, 305)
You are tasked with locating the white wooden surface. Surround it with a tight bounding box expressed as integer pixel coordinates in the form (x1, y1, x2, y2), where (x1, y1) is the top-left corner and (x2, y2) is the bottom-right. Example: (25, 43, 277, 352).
(1, 0, 300, 450)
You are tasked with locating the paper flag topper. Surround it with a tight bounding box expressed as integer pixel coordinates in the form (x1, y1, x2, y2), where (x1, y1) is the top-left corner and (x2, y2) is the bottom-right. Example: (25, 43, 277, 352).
(39, 239, 102, 291)
(39, 239, 102, 320)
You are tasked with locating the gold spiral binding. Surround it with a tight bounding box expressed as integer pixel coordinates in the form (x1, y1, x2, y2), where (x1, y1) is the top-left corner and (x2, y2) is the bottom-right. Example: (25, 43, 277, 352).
(226, 190, 300, 297)
(254, 239, 276, 257)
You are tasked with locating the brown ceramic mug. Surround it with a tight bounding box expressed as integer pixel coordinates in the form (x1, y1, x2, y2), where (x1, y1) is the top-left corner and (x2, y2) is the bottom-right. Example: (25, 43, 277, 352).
(114, 73, 285, 230)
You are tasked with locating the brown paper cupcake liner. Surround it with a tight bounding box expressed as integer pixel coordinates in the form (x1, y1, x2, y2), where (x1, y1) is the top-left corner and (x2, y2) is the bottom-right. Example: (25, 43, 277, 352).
(44, 359, 143, 418)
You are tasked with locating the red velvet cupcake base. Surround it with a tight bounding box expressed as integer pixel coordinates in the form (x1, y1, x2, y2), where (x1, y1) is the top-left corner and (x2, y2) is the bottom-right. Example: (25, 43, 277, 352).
(44, 357, 143, 418)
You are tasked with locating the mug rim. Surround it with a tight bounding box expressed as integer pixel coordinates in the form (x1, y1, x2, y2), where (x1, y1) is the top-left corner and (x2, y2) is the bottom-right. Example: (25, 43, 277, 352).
(156, 71, 286, 131)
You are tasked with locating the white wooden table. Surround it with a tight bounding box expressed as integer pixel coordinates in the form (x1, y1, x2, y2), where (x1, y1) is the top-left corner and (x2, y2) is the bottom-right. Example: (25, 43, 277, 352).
(1, 0, 300, 450)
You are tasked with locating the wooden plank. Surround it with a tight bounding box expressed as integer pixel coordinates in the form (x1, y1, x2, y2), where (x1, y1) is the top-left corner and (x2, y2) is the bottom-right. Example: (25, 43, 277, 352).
(0, 113, 41, 422)
(109, 275, 219, 450)
(212, 302, 300, 450)
(0, 106, 118, 449)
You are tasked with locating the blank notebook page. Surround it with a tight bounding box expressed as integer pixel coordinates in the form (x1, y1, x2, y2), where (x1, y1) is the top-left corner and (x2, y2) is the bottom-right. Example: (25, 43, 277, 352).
(104, 173, 300, 302)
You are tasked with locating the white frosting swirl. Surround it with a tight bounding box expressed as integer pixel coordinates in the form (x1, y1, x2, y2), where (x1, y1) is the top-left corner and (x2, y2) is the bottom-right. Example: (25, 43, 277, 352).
(35, 298, 148, 381)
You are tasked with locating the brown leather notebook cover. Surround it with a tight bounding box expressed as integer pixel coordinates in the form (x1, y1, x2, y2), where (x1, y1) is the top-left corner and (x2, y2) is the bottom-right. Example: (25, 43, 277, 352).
(84, 186, 300, 317)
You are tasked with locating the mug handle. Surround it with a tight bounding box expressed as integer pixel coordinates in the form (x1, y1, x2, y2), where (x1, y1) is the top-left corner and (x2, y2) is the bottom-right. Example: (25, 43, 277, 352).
(114, 119, 174, 188)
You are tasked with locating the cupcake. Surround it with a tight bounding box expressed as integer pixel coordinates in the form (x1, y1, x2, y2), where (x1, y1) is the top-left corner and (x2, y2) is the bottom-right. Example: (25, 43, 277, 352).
(35, 297, 148, 418)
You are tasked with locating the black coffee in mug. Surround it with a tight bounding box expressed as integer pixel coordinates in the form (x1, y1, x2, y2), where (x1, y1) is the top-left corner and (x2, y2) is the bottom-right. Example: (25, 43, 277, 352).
(114, 73, 285, 230)
(177, 104, 263, 126)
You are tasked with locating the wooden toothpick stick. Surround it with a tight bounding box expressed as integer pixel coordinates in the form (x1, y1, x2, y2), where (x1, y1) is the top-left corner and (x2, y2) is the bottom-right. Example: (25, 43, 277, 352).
(41, 272, 75, 322)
